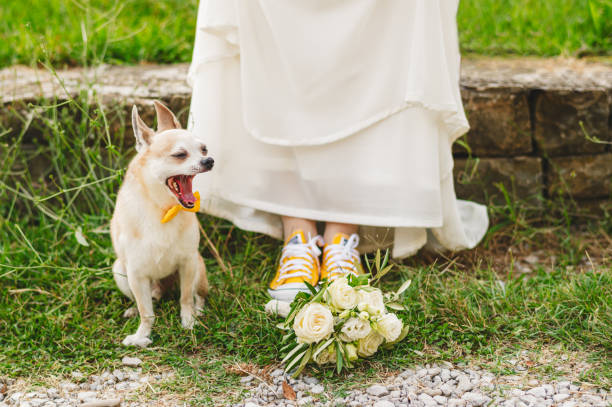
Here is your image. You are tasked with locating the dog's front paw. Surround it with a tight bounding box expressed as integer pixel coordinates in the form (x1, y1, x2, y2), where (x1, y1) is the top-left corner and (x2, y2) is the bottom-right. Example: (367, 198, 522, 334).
(181, 310, 195, 329)
(122, 334, 152, 348)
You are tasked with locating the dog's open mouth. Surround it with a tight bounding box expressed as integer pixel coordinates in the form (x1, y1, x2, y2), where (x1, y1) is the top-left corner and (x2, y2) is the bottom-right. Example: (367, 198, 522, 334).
(166, 175, 197, 209)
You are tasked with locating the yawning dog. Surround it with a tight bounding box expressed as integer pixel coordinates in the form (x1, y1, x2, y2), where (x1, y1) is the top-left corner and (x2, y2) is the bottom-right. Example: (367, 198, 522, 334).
(111, 101, 213, 347)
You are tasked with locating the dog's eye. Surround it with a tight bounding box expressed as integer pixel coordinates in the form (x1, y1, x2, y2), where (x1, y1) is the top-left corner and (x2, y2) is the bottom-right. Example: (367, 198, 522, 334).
(200, 145, 208, 155)
(172, 151, 188, 159)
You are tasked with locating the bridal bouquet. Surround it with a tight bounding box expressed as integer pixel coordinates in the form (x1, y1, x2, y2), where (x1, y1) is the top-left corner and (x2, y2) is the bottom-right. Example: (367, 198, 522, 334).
(277, 251, 411, 376)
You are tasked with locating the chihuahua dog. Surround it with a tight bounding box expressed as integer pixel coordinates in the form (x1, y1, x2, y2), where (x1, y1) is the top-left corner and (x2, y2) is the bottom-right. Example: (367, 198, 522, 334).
(111, 101, 213, 347)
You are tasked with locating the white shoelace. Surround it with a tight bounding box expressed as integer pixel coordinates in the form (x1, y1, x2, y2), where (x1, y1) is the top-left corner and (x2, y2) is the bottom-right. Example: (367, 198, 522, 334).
(276, 234, 324, 283)
(324, 234, 360, 281)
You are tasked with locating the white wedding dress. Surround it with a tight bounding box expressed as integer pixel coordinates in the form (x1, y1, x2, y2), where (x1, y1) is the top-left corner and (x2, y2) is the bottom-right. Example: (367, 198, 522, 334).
(188, 0, 488, 258)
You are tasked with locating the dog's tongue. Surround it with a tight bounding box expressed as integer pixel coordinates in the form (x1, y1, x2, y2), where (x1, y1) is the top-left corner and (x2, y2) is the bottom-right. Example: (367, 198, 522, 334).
(179, 176, 196, 205)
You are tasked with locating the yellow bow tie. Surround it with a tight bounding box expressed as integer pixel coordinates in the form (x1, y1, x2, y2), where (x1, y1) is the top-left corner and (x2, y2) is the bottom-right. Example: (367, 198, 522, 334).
(161, 191, 201, 224)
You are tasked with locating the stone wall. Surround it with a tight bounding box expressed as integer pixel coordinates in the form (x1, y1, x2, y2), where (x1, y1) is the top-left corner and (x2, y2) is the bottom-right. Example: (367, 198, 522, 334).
(454, 58, 611, 213)
(1, 58, 611, 214)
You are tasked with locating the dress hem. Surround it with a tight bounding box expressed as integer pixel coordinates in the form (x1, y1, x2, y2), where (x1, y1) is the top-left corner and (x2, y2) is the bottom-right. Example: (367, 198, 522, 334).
(206, 191, 445, 229)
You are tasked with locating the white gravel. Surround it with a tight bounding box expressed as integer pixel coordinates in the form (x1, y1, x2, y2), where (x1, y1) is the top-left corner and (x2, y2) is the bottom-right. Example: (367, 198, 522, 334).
(2, 362, 609, 406)
(0, 365, 176, 407)
(234, 363, 610, 407)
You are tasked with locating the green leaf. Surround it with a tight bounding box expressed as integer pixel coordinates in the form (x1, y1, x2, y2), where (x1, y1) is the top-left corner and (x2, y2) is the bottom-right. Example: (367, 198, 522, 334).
(588, 0, 602, 33)
(386, 302, 407, 311)
(280, 341, 297, 354)
(282, 343, 306, 364)
(364, 252, 373, 273)
(293, 347, 313, 378)
(335, 341, 343, 374)
(381, 249, 390, 270)
(395, 279, 412, 297)
(308, 283, 327, 304)
(286, 348, 308, 373)
(341, 342, 353, 369)
(348, 274, 370, 287)
(74, 227, 89, 246)
(312, 337, 335, 361)
(285, 302, 304, 326)
(378, 264, 393, 278)
(303, 280, 317, 295)
(281, 331, 296, 344)
(375, 249, 381, 272)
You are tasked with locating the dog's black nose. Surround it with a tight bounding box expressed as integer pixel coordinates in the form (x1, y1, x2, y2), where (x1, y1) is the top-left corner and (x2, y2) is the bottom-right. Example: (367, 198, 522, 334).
(201, 157, 214, 170)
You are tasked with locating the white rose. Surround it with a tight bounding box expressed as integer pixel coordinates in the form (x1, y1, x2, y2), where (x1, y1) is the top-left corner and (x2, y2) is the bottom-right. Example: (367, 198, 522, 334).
(293, 303, 334, 344)
(357, 288, 386, 316)
(327, 277, 358, 310)
(339, 317, 372, 342)
(375, 313, 403, 342)
(313, 344, 336, 365)
(357, 331, 384, 357)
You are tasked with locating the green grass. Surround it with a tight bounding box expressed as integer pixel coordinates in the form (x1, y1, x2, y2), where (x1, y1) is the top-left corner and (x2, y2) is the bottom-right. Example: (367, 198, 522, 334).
(1, 0, 610, 68)
(0, 96, 611, 404)
(458, 0, 612, 57)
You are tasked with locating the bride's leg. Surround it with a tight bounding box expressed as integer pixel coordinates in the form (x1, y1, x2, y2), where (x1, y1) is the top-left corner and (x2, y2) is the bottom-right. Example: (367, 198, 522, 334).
(323, 222, 358, 244)
(282, 216, 317, 239)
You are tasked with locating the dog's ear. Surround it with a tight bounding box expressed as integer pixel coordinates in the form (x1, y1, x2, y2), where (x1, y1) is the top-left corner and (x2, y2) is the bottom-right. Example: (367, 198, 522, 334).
(131, 105, 155, 152)
(154, 100, 182, 132)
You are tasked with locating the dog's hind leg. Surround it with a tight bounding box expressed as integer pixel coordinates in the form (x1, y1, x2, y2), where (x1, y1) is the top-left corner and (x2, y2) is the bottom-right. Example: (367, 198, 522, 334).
(113, 259, 133, 299)
(153, 273, 177, 301)
(114, 260, 138, 318)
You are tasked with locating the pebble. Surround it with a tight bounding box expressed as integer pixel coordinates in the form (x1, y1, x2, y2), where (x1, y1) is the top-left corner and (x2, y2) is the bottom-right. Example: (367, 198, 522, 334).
(554, 394, 571, 402)
(457, 376, 474, 393)
(527, 386, 547, 398)
(77, 391, 97, 401)
(114, 383, 128, 391)
(121, 356, 143, 367)
(373, 401, 394, 407)
(112, 370, 125, 382)
(270, 369, 284, 378)
(302, 376, 318, 385)
(461, 391, 490, 406)
(309, 384, 324, 395)
(448, 398, 466, 407)
(418, 393, 437, 406)
(366, 385, 389, 397)
(70, 371, 84, 380)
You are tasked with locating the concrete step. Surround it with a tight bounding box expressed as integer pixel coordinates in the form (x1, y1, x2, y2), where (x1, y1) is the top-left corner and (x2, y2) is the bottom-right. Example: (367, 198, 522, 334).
(1, 58, 610, 213)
